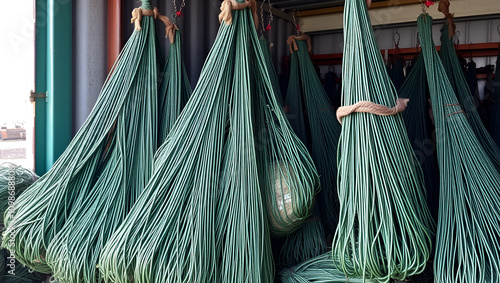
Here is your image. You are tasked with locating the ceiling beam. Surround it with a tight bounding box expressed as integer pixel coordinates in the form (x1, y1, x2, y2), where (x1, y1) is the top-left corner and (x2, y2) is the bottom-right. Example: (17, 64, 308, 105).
(296, 0, 422, 17)
(257, 1, 295, 23)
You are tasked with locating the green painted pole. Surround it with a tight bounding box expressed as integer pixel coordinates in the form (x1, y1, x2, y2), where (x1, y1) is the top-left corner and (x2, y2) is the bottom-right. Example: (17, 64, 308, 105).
(45, 0, 72, 169)
(34, 0, 72, 174)
(34, 0, 48, 175)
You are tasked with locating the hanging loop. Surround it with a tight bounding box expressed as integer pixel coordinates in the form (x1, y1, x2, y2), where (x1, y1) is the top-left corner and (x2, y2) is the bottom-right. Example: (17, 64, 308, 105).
(453, 31, 460, 46)
(393, 30, 401, 48)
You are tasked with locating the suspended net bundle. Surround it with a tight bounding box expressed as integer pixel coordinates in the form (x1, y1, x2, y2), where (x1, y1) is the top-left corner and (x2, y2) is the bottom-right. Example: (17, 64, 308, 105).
(387, 55, 406, 91)
(324, 69, 340, 110)
(490, 51, 500, 147)
(99, 1, 318, 282)
(417, 13, 500, 283)
(284, 48, 309, 148)
(279, 253, 364, 283)
(438, 1, 500, 171)
(287, 35, 342, 235)
(259, 36, 285, 106)
(44, 5, 181, 283)
(332, 0, 435, 282)
(158, 28, 192, 143)
(1, 1, 169, 274)
(0, 163, 38, 228)
(398, 54, 440, 221)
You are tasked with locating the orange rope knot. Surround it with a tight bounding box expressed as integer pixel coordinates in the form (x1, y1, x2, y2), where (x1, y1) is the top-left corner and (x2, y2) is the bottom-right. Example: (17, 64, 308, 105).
(130, 7, 177, 42)
(219, 0, 259, 29)
(444, 103, 464, 118)
(336, 98, 410, 123)
(438, 0, 455, 38)
(287, 34, 312, 54)
(131, 7, 160, 31)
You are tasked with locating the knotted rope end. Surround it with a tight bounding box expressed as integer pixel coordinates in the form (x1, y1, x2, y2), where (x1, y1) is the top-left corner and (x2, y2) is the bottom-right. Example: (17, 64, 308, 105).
(219, 0, 259, 29)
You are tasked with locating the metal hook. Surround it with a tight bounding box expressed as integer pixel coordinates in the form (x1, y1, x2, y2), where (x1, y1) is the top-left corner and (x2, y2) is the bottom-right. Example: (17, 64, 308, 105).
(497, 24, 500, 38)
(453, 31, 460, 46)
(393, 30, 401, 47)
(416, 31, 421, 48)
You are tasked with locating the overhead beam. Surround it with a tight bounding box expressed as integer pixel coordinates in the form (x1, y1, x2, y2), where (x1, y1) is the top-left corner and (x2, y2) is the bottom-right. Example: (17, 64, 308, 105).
(257, 1, 295, 23)
(297, 0, 422, 17)
(300, 0, 500, 33)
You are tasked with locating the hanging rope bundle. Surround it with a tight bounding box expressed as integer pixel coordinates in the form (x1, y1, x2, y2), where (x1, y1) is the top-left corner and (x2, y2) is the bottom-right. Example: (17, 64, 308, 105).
(398, 54, 440, 221)
(2, 0, 165, 275)
(491, 49, 500, 146)
(44, 4, 182, 283)
(158, 28, 192, 143)
(286, 34, 342, 235)
(438, 5, 500, 171)
(279, 253, 363, 283)
(332, 0, 435, 282)
(418, 13, 500, 283)
(99, 1, 318, 282)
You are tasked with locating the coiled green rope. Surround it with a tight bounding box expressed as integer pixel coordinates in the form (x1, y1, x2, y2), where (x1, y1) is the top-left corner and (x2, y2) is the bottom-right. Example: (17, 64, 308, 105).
(0, 163, 38, 228)
(2, 0, 162, 275)
(439, 20, 500, 171)
(418, 13, 500, 283)
(332, 0, 435, 282)
(280, 253, 363, 283)
(398, 54, 440, 221)
(98, 1, 318, 282)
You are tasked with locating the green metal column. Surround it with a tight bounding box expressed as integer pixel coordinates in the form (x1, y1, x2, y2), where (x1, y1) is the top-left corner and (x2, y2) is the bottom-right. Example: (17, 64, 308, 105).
(34, 0, 72, 175)
(34, 0, 48, 175)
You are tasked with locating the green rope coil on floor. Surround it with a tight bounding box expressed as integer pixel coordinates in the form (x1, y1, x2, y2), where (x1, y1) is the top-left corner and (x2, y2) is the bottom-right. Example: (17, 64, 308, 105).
(398, 54, 440, 221)
(418, 13, 500, 283)
(439, 20, 500, 171)
(332, 0, 435, 282)
(280, 253, 363, 283)
(490, 52, 500, 147)
(98, 1, 318, 282)
(0, 163, 38, 228)
(158, 29, 192, 143)
(2, 0, 163, 275)
(259, 36, 284, 106)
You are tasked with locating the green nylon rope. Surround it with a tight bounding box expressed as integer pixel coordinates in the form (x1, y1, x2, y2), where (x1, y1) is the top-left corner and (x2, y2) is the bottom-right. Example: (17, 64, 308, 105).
(98, 1, 318, 282)
(398, 54, 440, 221)
(0, 164, 45, 283)
(439, 21, 500, 172)
(332, 0, 435, 282)
(279, 206, 327, 268)
(280, 253, 363, 283)
(292, 39, 341, 235)
(2, 0, 161, 275)
(158, 30, 192, 143)
(418, 13, 500, 283)
(0, 163, 38, 229)
(44, 12, 175, 283)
